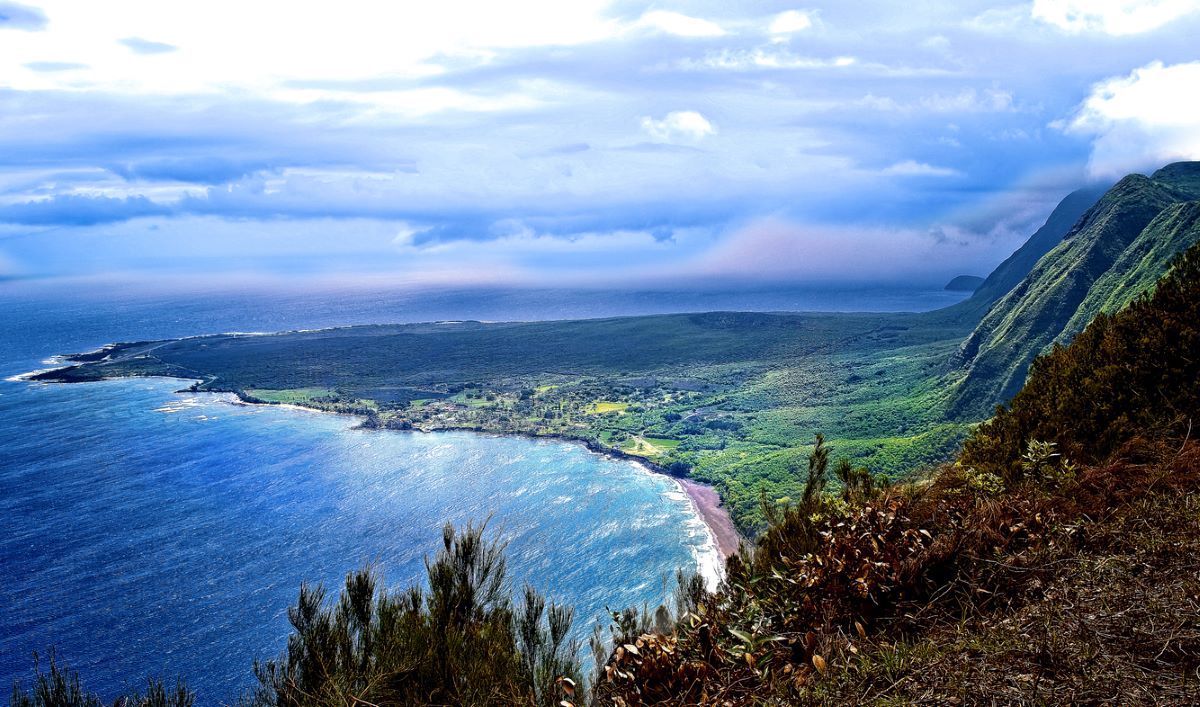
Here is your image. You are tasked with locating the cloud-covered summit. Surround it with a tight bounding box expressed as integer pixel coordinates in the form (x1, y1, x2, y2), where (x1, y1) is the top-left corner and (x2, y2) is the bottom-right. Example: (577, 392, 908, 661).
(0, 1, 1198, 286)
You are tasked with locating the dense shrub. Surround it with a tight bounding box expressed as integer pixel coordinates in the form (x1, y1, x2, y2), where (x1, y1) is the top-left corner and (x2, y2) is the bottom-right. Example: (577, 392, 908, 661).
(242, 521, 581, 707)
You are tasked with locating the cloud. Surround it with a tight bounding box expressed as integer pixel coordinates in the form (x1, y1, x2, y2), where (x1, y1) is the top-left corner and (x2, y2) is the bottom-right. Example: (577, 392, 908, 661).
(1062, 60, 1200, 177)
(0, 194, 172, 225)
(966, 5, 1031, 33)
(680, 47, 855, 71)
(1031, 0, 1200, 35)
(634, 10, 725, 38)
(855, 87, 1014, 114)
(119, 37, 177, 54)
(920, 34, 951, 52)
(24, 61, 87, 72)
(769, 9, 815, 35)
(0, 1, 1188, 287)
(108, 156, 272, 184)
(921, 88, 1013, 113)
(640, 111, 716, 144)
(683, 218, 960, 284)
(0, 1, 46, 31)
(878, 160, 962, 177)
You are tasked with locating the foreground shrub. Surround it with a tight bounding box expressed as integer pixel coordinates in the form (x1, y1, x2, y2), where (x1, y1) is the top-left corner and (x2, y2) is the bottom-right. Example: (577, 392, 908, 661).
(242, 521, 581, 707)
(9, 654, 192, 707)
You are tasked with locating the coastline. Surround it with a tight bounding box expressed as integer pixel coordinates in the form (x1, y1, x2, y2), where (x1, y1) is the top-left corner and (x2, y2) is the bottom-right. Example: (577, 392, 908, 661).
(677, 478, 741, 559)
(5, 355, 67, 382)
(19, 357, 744, 572)
(233, 389, 741, 584)
(387, 425, 744, 566)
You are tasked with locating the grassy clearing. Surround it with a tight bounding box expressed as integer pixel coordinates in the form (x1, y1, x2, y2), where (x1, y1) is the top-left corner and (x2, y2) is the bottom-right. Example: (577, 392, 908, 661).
(643, 436, 680, 450)
(452, 394, 496, 408)
(620, 435, 682, 457)
(244, 387, 336, 403)
(586, 401, 629, 414)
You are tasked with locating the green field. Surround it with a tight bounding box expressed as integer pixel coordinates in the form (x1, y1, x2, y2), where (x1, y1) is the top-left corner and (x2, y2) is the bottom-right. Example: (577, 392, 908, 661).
(244, 387, 337, 404)
(586, 401, 630, 414)
(620, 435, 682, 458)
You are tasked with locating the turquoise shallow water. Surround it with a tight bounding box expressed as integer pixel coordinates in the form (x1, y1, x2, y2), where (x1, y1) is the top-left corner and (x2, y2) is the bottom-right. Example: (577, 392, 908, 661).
(0, 283, 966, 702)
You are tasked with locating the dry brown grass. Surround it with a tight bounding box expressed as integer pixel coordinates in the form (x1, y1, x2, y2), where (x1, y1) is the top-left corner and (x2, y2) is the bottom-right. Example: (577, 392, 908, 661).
(595, 441, 1200, 706)
(800, 442, 1200, 706)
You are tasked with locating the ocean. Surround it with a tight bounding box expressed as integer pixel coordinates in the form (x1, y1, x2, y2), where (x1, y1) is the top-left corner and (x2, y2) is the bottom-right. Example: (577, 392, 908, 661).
(0, 282, 967, 703)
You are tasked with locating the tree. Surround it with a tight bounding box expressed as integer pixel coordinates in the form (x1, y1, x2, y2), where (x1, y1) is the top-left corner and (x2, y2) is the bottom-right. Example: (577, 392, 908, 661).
(10, 654, 192, 707)
(243, 521, 581, 707)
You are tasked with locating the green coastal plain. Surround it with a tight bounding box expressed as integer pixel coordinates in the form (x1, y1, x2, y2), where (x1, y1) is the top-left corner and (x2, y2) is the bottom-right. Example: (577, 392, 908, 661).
(38, 311, 977, 535)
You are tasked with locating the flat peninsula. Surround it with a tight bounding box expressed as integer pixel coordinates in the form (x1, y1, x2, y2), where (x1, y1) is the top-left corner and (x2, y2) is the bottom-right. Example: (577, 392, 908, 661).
(29, 310, 978, 534)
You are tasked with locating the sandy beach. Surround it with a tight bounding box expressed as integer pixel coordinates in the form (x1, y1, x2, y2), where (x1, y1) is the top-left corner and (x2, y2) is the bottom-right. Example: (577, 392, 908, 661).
(678, 478, 742, 559)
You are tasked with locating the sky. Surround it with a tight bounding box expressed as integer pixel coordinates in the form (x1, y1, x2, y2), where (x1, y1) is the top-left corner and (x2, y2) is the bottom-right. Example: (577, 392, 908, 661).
(1, 0, 1199, 290)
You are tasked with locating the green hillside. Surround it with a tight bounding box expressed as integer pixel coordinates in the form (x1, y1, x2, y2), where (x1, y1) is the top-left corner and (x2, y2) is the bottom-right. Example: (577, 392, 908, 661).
(951, 162, 1200, 416)
(1061, 200, 1200, 339)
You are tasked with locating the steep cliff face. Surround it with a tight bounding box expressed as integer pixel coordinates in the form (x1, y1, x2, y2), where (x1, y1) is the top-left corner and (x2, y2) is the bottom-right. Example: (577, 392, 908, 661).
(1061, 200, 1200, 340)
(951, 162, 1200, 417)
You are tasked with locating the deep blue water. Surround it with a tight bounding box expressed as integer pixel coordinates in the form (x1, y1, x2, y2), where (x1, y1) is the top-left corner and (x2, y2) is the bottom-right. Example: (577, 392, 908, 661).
(0, 282, 967, 703)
